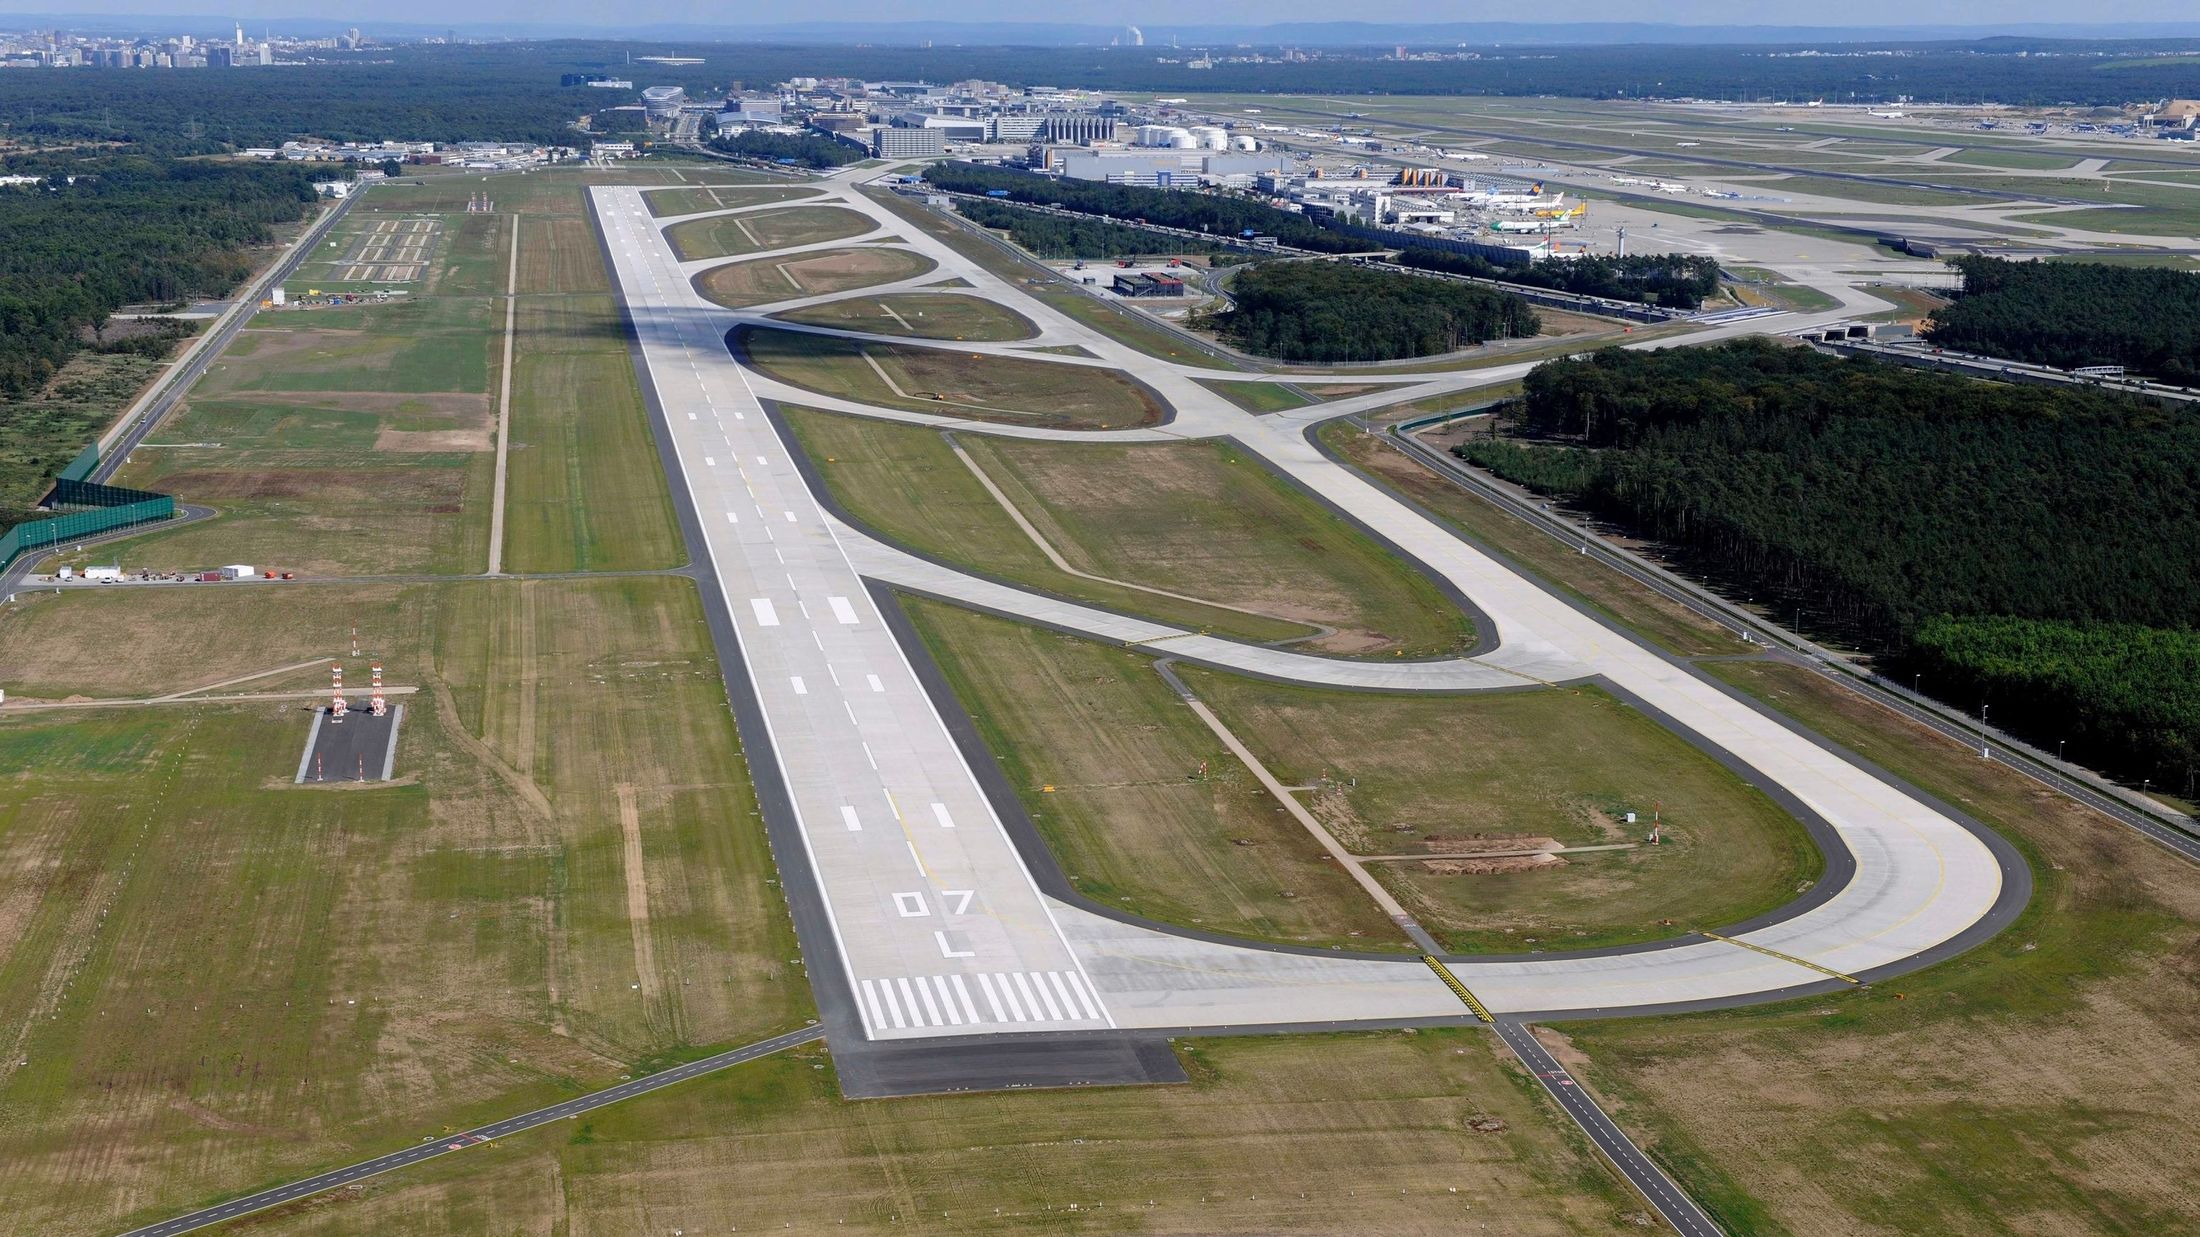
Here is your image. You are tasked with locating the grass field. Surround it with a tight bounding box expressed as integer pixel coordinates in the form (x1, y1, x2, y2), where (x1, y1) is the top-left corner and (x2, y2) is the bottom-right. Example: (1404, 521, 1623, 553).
(664, 206, 875, 261)
(1188, 669, 1821, 953)
(910, 599, 1406, 948)
(742, 327, 1167, 430)
(91, 168, 682, 578)
(642, 184, 815, 217)
(693, 245, 936, 308)
(502, 293, 683, 573)
(1560, 658, 2200, 1235)
(1934, 148, 2084, 171)
(910, 599, 1814, 953)
(1319, 422, 1749, 658)
(110, 294, 500, 575)
(1194, 377, 1316, 413)
(770, 292, 1038, 342)
(0, 578, 806, 1237)
(785, 407, 1470, 656)
(240, 1028, 1652, 1236)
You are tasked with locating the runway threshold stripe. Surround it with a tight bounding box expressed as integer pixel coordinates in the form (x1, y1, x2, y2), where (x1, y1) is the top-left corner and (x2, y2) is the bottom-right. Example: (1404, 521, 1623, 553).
(859, 981, 884, 1030)
(1014, 972, 1056, 1021)
(749, 598, 779, 627)
(878, 979, 907, 1029)
(828, 596, 860, 625)
(975, 972, 1009, 1021)
(1044, 972, 1081, 1021)
(991, 973, 1026, 1021)
(895, 977, 928, 1026)
(949, 973, 981, 1023)
(1062, 970, 1103, 1020)
(930, 976, 963, 1025)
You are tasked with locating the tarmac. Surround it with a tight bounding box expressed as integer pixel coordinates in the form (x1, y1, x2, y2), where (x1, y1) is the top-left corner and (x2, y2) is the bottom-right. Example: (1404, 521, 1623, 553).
(589, 167, 2027, 1059)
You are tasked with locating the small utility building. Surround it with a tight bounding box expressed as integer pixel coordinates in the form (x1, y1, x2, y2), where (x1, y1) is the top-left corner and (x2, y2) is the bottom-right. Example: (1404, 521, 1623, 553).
(1112, 271, 1186, 297)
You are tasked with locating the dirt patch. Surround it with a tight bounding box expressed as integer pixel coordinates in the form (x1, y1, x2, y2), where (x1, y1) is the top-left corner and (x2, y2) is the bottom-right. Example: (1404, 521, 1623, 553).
(1425, 853, 1567, 875)
(234, 390, 491, 417)
(375, 427, 491, 453)
(1421, 834, 1564, 853)
(615, 782, 660, 1004)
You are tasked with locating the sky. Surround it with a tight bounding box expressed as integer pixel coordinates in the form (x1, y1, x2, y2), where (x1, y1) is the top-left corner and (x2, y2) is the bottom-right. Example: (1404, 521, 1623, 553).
(13, 1, 2153, 30)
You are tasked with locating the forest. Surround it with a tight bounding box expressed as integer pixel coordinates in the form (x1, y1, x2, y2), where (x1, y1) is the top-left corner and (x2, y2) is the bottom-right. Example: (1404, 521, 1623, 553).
(1210, 260, 1538, 362)
(1924, 256, 2200, 384)
(922, 163, 1364, 253)
(1398, 246, 1723, 309)
(708, 129, 865, 168)
(955, 199, 1231, 258)
(1458, 340, 2200, 787)
(0, 157, 324, 399)
(1896, 617, 2200, 795)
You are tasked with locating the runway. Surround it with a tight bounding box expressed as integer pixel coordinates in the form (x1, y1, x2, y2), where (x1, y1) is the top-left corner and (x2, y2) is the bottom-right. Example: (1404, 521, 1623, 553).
(589, 170, 2026, 1046)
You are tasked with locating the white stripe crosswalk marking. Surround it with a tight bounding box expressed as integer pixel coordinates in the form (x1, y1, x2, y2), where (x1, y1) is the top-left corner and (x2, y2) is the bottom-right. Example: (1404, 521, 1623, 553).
(1062, 969, 1103, 1020)
(949, 973, 980, 1023)
(930, 976, 962, 1025)
(975, 972, 1008, 1021)
(895, 977, 926, 1026)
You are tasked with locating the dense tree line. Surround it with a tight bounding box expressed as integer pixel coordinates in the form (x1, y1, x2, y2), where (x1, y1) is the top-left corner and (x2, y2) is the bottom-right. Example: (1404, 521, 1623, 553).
(708, 128, 864, 169)
(0, 156, 323, 399)
(1458, 340, 2200, 786)
(1893, 616, 2200, 794)
(923, 163, 1364, 253)
(1398, 246, 1722, 309)
(1213, 260, 1537, 362)
(956, 198, 1230, 258)
(1924, 256, 2200, 384)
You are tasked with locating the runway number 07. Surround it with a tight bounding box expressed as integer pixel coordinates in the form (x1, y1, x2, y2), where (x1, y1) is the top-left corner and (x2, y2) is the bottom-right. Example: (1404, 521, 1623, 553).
(892, 890, 976, 917)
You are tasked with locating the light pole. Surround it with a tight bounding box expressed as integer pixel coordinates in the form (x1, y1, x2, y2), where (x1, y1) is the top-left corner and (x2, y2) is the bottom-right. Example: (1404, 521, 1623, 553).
(2058, 739, 2067, 763)
(1980, 702, 1992, 759)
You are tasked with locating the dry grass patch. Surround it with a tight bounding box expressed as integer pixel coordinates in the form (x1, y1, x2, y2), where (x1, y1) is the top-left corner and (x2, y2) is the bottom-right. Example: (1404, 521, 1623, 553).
(743, 327, 1166, 431)
(664, 206, 873, 261)
(242, 1029, 1652, 1237)
(694, 246, 936, 308)
(1565, 659, 2200, 1235)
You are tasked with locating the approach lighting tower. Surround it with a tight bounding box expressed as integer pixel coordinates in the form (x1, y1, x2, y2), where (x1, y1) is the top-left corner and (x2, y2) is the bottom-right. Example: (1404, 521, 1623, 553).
(330, 662, 348, 722)
(369, 663, 387, 717)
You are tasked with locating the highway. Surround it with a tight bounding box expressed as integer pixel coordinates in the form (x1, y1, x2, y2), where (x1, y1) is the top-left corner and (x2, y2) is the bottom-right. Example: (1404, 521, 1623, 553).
(114, 1026, 822, 1237)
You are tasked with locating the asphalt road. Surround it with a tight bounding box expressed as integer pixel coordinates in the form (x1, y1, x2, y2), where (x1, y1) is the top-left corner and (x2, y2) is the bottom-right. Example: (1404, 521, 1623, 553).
(114, 1025, 822, 1237)
(1495, 1018, 1725, 1237)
